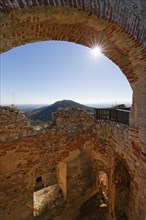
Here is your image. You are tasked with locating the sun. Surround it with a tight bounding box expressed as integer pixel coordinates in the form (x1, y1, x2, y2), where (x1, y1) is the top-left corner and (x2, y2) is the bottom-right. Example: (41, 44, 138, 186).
(92, 46, 102, 56)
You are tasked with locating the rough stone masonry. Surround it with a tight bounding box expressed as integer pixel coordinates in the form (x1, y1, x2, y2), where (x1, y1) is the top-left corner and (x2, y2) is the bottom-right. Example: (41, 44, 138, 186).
(0, 1, 146, 219)
(0, 0, 146, 153)
(0, 107, 146, 220)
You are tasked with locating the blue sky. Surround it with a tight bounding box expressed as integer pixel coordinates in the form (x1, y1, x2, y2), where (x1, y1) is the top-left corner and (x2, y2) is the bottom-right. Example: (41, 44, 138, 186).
(0, 41, 132, 106)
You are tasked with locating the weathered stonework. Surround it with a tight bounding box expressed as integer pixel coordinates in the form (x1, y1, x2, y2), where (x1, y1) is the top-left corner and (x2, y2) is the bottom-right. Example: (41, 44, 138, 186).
(0, 1, 146, 219)
(0, 1, 146, 152)
(0, 107, 29, 142)
(0, 108, 146, 220)
(0, 0, 145, 48)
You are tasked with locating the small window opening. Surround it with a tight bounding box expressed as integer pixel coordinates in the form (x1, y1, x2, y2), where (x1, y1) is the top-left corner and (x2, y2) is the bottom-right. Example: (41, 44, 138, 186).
(34, 176, 44, 192)
(36, 176, 42, 183)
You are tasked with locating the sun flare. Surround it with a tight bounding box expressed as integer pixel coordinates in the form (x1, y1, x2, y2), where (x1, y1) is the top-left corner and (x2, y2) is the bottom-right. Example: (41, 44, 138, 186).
(92, 46, 102, 56)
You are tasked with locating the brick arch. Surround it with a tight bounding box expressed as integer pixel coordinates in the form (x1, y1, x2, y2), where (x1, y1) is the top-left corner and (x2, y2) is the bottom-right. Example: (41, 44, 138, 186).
(0, 5, 145, 79)
(0, 3, 146, 151)
(0, 0, 145, 47)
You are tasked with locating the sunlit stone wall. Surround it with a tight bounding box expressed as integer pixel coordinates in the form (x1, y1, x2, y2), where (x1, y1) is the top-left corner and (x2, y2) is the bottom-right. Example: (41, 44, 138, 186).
(0, 108, 146, 220)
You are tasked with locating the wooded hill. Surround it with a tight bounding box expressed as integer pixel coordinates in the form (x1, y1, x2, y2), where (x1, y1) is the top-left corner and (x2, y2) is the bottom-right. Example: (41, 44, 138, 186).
(25, 100, 94, 125)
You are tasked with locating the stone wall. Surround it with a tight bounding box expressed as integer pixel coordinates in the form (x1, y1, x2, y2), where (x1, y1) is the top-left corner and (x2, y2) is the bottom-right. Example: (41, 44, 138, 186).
(0, 2, 146, 218)
(0, 107, 29, 142)
(0, 108, 146, 220)
(0, 1, 146, 152)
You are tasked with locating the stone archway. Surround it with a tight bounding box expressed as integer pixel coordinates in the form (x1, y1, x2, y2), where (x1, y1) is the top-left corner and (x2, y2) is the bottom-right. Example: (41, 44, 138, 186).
(0, 3, 146, 220)
(0, 2, 145, 152)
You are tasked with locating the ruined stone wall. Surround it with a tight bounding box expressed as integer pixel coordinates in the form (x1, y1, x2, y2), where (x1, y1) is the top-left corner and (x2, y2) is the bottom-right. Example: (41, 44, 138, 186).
(0, 107, 29, 142)
(0, 108, 146, 220)
(93, 122, 146, 220)
(0, 108, 95, 220)
(0, 2, 146, 151)
(0, 2, 145, 218)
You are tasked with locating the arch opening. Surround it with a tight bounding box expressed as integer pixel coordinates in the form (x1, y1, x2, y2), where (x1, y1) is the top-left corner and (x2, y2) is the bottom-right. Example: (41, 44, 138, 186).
(114, 160, 131, 220)
(1, 5, 146, 147)
(76, 167, 109, 220)
(1, 40, 132, 113)
(76, 192, 108, 220)
(0, 2, 146, 220)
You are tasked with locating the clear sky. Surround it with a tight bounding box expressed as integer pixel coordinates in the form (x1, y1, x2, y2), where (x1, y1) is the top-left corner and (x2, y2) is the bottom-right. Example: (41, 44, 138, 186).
(0, 40, 132, 106)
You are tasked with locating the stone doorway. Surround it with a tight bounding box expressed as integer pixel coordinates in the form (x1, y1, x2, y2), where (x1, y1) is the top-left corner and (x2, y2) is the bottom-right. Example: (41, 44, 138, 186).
(114, 160, 130, 220)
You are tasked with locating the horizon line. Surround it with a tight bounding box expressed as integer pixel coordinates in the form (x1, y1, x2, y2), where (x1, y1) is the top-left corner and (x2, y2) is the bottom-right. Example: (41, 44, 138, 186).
(0, 101, 132, 106)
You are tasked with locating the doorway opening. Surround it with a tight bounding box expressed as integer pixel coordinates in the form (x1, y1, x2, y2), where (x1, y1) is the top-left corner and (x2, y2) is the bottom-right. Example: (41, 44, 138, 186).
(114, 160, 131, 220)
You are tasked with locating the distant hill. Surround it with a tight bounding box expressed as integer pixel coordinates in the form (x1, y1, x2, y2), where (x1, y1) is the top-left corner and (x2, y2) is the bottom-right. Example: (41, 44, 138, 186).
(25, 100, 94, 125)
(17, 104, 46, 113)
